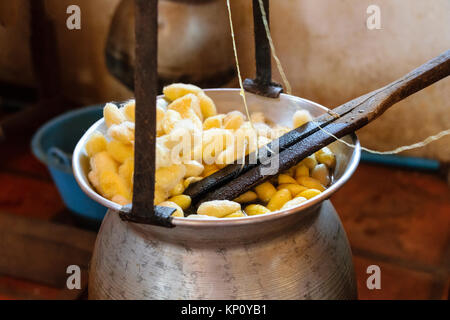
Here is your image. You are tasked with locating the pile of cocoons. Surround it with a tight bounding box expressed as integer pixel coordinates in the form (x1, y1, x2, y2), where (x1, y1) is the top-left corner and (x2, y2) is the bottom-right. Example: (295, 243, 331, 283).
(84, 83, 336, 219)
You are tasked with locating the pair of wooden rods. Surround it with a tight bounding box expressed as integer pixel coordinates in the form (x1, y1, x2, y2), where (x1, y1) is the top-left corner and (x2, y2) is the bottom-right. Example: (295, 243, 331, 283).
(187, 50, 450, 205)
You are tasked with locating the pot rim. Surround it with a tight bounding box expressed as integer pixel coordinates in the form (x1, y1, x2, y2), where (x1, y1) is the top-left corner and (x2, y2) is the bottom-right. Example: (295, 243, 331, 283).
(73, 89, 360, 227)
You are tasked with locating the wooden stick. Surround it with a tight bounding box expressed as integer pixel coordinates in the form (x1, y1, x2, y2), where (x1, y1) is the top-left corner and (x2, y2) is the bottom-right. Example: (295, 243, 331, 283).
(120, 0, 175, 227)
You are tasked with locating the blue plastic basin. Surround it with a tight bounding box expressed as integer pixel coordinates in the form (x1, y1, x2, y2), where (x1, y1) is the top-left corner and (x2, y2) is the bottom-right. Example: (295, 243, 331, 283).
(31, 105, 107, 221)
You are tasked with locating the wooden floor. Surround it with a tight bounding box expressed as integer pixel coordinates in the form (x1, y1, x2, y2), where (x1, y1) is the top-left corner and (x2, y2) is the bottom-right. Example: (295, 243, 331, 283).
(0, 135, 448, 300)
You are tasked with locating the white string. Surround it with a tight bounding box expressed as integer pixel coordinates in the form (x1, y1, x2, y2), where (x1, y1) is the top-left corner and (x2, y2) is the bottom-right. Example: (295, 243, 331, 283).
(313, 120, 450, 155)
(226, 0, 260, 168)
(226, 0, 280, 164)
(226, 0, 252, 129)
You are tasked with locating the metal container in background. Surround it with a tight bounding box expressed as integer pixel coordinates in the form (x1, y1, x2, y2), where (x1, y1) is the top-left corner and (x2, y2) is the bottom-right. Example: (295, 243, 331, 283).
(106, 0, 236, 90)
(73, 89, 360, 299)
(32, 106, 107, 222)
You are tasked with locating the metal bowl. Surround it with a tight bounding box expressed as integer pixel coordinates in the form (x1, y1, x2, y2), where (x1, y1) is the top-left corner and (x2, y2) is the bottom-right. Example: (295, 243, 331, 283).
(73, 89, 360, 226)
(75, 89, 360, 299)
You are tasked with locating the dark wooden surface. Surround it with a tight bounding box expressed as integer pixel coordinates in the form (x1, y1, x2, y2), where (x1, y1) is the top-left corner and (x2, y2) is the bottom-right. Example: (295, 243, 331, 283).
(0, 212, 95, 299)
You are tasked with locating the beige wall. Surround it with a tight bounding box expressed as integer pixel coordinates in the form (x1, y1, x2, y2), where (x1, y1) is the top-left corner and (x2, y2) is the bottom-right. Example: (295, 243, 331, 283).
(0, 0, 131, 104)
(0, 0, 449, 160)
(231, 0, 450, 161)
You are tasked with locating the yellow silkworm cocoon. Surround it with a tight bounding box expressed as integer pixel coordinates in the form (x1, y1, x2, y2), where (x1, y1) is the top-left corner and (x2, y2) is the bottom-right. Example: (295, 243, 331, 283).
(159, 201, 184, 217)
(163, 109, 182, 134)
(224, 111, 245, 130)
(234, 127, 255, 155)
(203, 114, 224, 130)
(282, 167, 295, 177)
(296, 189, 322, 200)
(106, 140, 134, 164)
(122, 100, 135, 122)
(168, 195, 192, 211)
(315, 147, 336, 168)
(295, 164, 309, 178)
(293, 109, 312, 128)
(257, 123, 273, 138)
(170, 182, 185, 197)
(189, 113, 204, 133)
(169, 119, 202, 148)
(111, 195, 130, 206)
(163, 83, 203, 101)
(202, 128, 234, 146)
(184, 176, 203, 188)
(254, 182, 277, 203)
(157, 98, 169, 111)
(154, 186, 168, 205)
(85, 131, 107, 157)
(245, 204, 271, 216)
(155, 164, 186, 194)
(202, 129, 233, 163)
(233, 191, 258, 204)
(156, 105, 166, 137)
(299, 154, 317, 169)
(281, 196, 307, 210)
(88, 151, 118, 192)
(224, 210, 246, 218)
(198, 92, 217, 119)
(296, 176, 325, 191)
(202, 163, 220, 177)
(90, 151, 118, 174)
(215, 146, 237, 168)
(118, 157, 134, 188)
(98, 170, 131, 202)
(197, 200, 241, 218)
(311, 164, 330, 187)
(168, 93, 203, 121)
(104, 103, 126, 128)
(267, 189, 292, 212)
(278, 174, 297, 185)
(184, 160, 204, 177)
(257, 136, 272, 149)
(277, 184, 308, 197)
(250, 112, 265, 123)
(155, 139, 172, 170)
(108, 121, 135, 145)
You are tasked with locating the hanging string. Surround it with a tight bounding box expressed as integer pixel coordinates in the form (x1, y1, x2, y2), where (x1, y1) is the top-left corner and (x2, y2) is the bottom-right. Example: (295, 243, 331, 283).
(226, 0, 252, 129)
(257, 0, 450, 155)
(226, 0, 262, 168)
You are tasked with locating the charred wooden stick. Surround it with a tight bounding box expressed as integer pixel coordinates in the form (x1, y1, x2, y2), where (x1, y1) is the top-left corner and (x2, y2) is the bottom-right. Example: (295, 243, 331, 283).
(187, 50, 450, 205)
(184, 93, 373, 202)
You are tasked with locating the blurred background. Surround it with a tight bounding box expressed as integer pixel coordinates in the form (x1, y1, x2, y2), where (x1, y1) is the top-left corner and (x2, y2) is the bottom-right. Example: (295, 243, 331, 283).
(0, 0, 448, 299)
